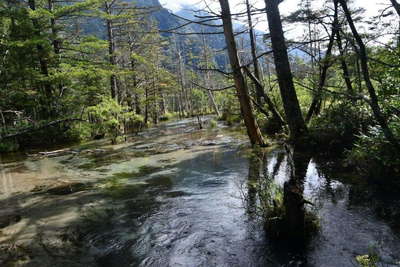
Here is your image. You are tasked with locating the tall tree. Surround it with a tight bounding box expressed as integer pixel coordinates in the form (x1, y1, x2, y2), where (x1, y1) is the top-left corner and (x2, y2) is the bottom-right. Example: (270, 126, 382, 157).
(219, 0, 265, 146)
(245, 0, 284, 129)
(104, 0, 118, 100)
(338, 0, 399, 149)
(264, 0, 307, 140)
(305, 1, 339, 123)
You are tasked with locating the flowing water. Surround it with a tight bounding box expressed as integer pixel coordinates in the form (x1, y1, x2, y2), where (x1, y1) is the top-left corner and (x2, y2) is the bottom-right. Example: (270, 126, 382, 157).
(0, 118, 399, 267)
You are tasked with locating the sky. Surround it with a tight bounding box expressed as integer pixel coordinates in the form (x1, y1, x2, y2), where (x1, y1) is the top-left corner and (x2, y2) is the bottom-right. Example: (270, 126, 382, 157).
(159, 0, 391, 41)
(160, 0, 385, 16)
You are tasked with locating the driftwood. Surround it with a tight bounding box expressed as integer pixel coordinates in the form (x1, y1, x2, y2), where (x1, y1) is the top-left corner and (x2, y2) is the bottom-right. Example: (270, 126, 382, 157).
(0, 118, 86, 141)
(30, 148, 106, 158)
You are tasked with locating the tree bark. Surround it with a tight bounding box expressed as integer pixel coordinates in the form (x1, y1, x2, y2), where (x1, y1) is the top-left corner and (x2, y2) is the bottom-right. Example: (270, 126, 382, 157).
(28, 0, 53, 117)
(264, 0, 307, 140)
(246, 0, 284, 130)
(336, 31, 354, 96)
(338, 0, 399, 149)
(105, 1, 118, 100)
(246, 0, 264, 106)
(305, 1, 338, 123)
(389, 0, 400, 17)
(219, 0, 265, 146)
(283, 148, 311, 241)
(244, 66, 285, 128)
(200, 28, 221, 117)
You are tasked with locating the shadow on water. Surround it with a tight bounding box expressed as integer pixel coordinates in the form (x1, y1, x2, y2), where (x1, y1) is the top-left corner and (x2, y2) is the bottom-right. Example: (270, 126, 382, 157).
(78, 145, 400, 267)
(1, 117, 400, 267)
(243, 146, 400, 267)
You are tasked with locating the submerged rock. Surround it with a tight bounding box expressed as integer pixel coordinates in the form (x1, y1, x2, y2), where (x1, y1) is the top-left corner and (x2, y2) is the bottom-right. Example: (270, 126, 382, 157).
(31, 182, 91, 195)
(0, 213, 22, 228)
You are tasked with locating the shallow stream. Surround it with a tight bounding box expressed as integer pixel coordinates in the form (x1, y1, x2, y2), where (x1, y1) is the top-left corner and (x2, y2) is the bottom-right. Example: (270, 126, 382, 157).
(1, 118, 399, 267)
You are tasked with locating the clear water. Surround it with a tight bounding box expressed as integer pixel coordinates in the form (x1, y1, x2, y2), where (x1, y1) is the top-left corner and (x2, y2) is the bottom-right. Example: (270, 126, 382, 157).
(1, 118, 399, 267)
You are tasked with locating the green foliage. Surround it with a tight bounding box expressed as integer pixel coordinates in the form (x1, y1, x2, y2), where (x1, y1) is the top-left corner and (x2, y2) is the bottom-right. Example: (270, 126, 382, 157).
(87, 96, 143, 144)
(208, 119, 218, 129)
(309, 102, 372, 151)
(159, 112, 177, 121)
(348, 117, 400, 180)
(355, 247, 379, 267)
(0, 140, 20, 153)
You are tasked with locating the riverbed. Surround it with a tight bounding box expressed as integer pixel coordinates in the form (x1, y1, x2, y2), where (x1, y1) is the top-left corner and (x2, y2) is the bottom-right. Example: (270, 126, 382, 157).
(1, 117, 399, 266)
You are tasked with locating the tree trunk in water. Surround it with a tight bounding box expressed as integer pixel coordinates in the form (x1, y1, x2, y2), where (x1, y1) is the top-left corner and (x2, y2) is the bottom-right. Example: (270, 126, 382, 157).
(219, 0, 265, 146)
(338, 0, 399, 149)
(264, 0, 307, 141)
(283, 148, 311, 241)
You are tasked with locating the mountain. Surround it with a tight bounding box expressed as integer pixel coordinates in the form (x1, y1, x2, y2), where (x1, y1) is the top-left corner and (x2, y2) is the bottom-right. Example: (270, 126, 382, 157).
(82, 0, 272, 69)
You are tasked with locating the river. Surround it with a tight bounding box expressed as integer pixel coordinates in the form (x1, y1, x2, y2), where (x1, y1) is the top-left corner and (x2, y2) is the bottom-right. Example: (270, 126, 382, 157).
(0, 117, 399, 266)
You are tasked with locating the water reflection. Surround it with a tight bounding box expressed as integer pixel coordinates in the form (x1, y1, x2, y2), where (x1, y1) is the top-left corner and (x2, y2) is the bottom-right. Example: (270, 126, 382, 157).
(283, 147, 312, 243)
(2, 116, 400, 267)
(246, 146, 313, 243)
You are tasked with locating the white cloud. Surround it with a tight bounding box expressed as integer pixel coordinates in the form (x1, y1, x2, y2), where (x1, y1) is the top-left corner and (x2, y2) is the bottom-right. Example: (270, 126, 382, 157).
(160, 0, 201, 12)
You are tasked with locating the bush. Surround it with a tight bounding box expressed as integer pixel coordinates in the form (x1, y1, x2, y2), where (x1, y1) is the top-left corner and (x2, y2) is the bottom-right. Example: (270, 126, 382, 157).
(159, 112, 177, 121)
(309, 102, 372, 152)
(87, 96, 143, 144)
(208, 119, 218, 129)
(347, 117, 400, 182)
(219, 111, 242, 126)
(0, 140, 20, 153)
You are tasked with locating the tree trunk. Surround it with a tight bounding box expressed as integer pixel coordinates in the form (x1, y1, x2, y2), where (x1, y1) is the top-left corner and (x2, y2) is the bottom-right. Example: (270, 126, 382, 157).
(246, 0, 264, 106)
(200, 28, 221, 117)
(389, 0, 400, 17)
(336, 32, 354, 96)
(305, 2, 338, 123)
(177, 49, 187, 116)
(219, 0, 265, 146)
(105, 1, 118, 100)
(28, 0, 53, 117)
(246, 0, 284, 130)
(244, 67, 285, 128)
(144, 87, 148, 125)
(264, 0, 307, 140)
(283, 148, 311, 241)
(338, 0, 399, 149)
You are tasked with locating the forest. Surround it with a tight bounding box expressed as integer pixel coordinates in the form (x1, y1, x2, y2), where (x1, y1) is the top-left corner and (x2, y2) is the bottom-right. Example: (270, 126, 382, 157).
(1, 0, 400, 266)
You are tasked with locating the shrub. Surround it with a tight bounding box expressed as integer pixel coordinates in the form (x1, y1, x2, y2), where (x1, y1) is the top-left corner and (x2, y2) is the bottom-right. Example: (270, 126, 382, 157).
(347, 117, 400, 182)
(309, 102, 372, 152)
(159, 112, 177, 121)
(208, 119, 218, 129)
(87, 96, 143, 144)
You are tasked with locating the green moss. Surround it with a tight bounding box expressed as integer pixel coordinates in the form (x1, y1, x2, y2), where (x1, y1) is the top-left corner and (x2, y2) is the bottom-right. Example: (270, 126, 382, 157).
(208, 119, 218, 129)
(355, 254, 378, 267)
